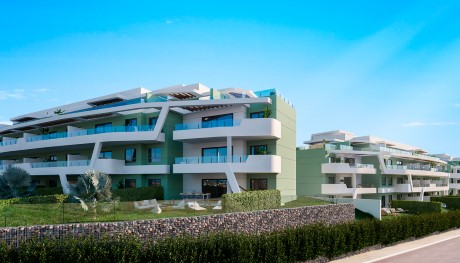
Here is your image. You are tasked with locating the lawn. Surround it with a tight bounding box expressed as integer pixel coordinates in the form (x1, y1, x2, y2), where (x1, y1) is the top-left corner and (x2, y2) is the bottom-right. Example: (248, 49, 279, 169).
(0, 196, 332, 227)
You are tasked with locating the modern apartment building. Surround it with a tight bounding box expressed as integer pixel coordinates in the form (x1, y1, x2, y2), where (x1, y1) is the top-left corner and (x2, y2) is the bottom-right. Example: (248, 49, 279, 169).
(297, 130, 449, 207)
(0, 84, 296, 200)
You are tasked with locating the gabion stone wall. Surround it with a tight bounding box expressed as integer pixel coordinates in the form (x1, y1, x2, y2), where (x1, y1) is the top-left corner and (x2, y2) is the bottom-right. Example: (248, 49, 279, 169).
(0, 203, 354, 245)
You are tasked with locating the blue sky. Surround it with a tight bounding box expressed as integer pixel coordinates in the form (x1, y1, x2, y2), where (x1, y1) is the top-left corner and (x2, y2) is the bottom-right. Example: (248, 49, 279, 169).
(1, 1, 460, 156)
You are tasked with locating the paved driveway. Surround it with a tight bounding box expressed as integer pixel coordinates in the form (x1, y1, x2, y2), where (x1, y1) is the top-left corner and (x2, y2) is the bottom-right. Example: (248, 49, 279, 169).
(376, 236, 460, 263)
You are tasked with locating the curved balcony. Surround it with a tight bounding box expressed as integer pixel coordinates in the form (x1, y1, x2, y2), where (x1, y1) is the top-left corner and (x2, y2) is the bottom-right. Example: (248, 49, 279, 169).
(321, 184, 376, 196)
(384, 165, 449, 177)
(173, 118, 281, 142)
(173, 154, 281, 174)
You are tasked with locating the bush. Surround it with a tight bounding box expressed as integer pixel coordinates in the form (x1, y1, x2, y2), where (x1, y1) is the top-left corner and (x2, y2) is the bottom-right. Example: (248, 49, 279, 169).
(392, 200, 442, 214)
(222, 189, 281, 213)
(34, 187, 64, 196)
(431, 196, 460, 210)
(0, 211, 460, 262)
(112, 186, 163, 201)
(0, 194, 69, 208)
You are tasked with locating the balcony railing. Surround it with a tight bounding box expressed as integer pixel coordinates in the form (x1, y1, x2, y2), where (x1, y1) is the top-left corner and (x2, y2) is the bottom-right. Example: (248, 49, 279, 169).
(0, 139, 18, 147)
(352, 164, 375, 169)
(387, 164, 445, 172)
(25, 125, 156, 142)
(175, 120, 241, 131)
(175, 155, 249, 164)
(31, 160, 90, 168)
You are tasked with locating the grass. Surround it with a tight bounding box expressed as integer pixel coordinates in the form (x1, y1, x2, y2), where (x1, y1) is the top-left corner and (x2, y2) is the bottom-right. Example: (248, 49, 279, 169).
(0, 196, 331, 227)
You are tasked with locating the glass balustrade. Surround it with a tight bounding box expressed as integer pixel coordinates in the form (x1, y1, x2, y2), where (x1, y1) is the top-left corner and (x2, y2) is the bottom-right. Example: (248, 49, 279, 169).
(175, 155, 249, 164)
(175, 119, 241, 131)
(0, 140, 18, 147)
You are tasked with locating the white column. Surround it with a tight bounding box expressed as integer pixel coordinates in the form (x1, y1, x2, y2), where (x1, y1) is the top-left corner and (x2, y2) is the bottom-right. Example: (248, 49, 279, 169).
(227, 136, 232, 163)
(90, 142, 103, 167)
(352, 173, 357, 188)
(59, 173, 70, 194)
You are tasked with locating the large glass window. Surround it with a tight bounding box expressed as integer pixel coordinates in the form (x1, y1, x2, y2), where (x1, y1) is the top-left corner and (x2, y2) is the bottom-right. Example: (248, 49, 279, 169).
(49, 179, 57, 188)
(125, 148, 137, 163)
(202, 113, 233, 128)
(250, 112, 264, 119)
(99, 151, 112, 159)
(381, 177, 387, 186)
(202, 147, 227, 163)
(95, 123, 112, 134)
(250, 145, 268, 155)
(202, 179, 227, 198)
(125, 179, 136, 188)
(149, 117, 158, 129)
(125, 118, 137, 132)
(381, 196, 386, 208)
(149, 148, 162, 163)
(250, 179, 267, 190)
(148, 179, 161, 187)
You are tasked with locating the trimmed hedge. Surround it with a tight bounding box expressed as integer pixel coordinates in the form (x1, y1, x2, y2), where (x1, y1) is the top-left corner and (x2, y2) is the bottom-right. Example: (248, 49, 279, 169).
(34, 187, 64, 196)
(0, 194, 69, 208)
(0, 211, 460, 262)
(112, 186, 163, 201)
(392, 200, 442, 214)
(222, 189, 281, 213)
(431, 196, 460, 210)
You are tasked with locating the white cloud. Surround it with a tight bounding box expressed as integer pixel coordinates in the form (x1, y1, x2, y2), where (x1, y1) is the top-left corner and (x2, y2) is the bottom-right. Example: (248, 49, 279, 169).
(402, 121, 458, 127)
(0, 89, 25, 100)
(165, 20, 173, 24)
(455, 103, 460, 107)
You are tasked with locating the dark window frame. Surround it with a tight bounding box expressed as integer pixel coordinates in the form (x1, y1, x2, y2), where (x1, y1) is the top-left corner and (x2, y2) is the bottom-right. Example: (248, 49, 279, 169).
(148, 147, 162, 163)
(125, 179, 137, 188)
(201, 113, 233, 128)
(250, 145, 268, 155)
(125, 148, 137, 163)
(148, 179, 161, 187)
(250, 111, 264, 119)
(250, 179, 268, 190)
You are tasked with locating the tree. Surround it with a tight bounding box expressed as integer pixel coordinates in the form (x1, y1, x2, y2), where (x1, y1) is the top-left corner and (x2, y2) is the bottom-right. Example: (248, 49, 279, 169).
(70, 170, 113, 221)
(0, 166, 32, 198)
(54, 109, 65, 115)
(263, 106, 272, 118)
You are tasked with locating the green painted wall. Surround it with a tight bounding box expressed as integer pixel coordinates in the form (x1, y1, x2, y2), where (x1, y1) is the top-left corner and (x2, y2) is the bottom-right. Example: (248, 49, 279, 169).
(296, 148, 328, 196)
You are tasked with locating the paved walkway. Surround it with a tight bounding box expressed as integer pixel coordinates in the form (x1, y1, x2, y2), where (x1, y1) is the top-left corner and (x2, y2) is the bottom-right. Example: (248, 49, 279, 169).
(330, 228, 460, 263)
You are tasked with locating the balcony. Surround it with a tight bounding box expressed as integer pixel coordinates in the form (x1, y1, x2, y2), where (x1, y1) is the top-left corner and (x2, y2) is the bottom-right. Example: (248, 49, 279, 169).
(380, 182, 449, 193)
(321, 163, 376, 174)
(450, 183, 460, 189)
(321, 184, 376, 196)
(173, 154, 281, 174)
(385, 165, 449, 177)
(0, 126, 165, 155)
(173, 118, 281, 142)
(1, 159, 169, 175)
(0, 139, 18, 148)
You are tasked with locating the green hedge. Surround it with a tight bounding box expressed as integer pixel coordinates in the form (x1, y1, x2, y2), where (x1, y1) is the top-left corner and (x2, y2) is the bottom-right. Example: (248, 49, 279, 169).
(112, 186, 163, 201)
(0, 194, 69, 208)
(431, 196, 460, 210)
(34, 187, 64, 196)
(222, 189, 281, 213)
(0, 211, 460, 262)
(392, 200, 442, 213)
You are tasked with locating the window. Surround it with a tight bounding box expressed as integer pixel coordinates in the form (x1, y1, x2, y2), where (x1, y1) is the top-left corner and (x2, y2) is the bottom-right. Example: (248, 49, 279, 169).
(386, 159, 393, 165)
(381, 177, 387, 186)
(99, 151, 112, 159)
(49, 155, 58, 162)
(250, 179, 267, 190)
(125, 148, 137, 163)
(49, 179, 57, 188)
(125, 179, 136, 188)
(149, 148, 162, 163)
(388, 195, 393, 206)
(149, 117, 158, 129)
(250, 112, 264, 119)
(148, 179, 161, 187)
(344, 158, 355, 166)
(397, 194, 403, 200)
(396, 160, 403, 165)
(202, 179, 227, 198)
(250, 145, 268, 155)
(388, 177, 393, 186)
(202, 113, 233, 128)
(397, 178, 404, 184)
(328, 177, 336, 184)
(125, 118, 137, 132)
(202, 147, 227, 163)
(381, 196, 386, 208)
(95, 123, 112, 134)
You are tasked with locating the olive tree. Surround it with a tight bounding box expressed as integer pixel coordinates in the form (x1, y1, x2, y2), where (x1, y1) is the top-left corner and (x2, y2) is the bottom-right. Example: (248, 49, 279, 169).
(0, 166, 32, 198)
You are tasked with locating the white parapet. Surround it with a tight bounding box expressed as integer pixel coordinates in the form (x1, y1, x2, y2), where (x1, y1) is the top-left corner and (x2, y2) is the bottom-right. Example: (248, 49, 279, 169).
(321, 163, 376, 174)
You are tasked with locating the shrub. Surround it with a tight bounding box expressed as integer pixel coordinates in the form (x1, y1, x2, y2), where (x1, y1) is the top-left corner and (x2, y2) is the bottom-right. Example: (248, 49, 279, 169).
(112, 186, 164, 201)
(0, 194, 69, 207)
(0, 167, 32, 198)
(34, 187, 63, 196)
(431, 196, 460, 210)
(222, 189, 281, 212)
(392, 200, 442, 214)
(0, 211, 460, 262)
